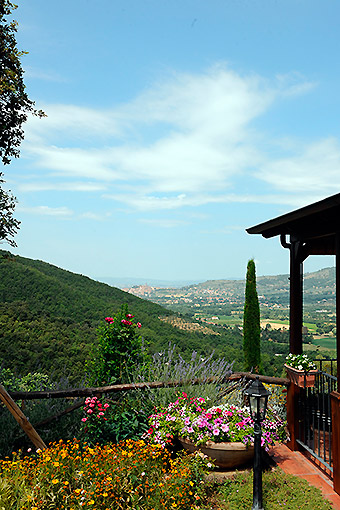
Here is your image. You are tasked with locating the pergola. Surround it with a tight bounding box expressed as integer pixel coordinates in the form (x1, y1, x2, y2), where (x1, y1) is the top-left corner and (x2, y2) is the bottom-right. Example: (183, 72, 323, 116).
(247, 192, 340, 493)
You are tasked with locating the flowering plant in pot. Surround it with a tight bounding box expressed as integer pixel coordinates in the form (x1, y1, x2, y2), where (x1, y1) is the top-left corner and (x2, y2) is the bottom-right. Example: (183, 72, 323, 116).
(284, 354, 318, 388)
(144, 393, 287, 468)
(285, 353, 317, 371)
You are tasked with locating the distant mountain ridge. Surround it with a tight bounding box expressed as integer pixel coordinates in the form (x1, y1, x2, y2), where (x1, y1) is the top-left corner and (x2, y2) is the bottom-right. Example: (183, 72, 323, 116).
(188, 267, 336, 305)
(124, 266, 336, 310)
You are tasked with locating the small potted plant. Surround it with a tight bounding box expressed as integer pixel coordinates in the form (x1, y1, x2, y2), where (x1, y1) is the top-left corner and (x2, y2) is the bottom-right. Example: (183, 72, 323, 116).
(284, 353, 318, 388)
(144, 392, 287, 469)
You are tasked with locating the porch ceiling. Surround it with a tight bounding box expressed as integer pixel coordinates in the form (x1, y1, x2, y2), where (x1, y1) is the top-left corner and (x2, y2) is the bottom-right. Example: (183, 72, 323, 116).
(247, 192, 340, 255)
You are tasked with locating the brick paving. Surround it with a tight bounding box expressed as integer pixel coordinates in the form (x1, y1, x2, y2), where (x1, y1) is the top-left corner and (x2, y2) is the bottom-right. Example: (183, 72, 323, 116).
(270, 444, 340, 509)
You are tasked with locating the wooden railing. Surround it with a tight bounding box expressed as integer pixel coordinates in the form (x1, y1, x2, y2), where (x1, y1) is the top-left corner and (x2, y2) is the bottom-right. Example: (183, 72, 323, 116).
(1, 372, 289, 451)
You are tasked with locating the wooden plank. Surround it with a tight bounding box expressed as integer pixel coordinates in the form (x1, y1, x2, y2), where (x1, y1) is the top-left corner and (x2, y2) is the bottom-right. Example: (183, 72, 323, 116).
(0, 384, 47, 450)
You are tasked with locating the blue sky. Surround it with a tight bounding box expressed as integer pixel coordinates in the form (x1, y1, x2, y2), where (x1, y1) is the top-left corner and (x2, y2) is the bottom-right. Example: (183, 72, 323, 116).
(5, 0, 339, 282)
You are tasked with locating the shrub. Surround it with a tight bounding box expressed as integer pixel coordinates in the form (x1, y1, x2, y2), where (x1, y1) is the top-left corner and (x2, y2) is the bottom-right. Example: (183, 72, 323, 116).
(87, 305, 148, 385)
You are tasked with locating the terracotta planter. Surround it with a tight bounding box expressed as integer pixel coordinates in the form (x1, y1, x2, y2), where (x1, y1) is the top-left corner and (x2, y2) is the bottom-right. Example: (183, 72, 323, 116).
(284, 364, 318, 388)
(179, 437, 254, 469)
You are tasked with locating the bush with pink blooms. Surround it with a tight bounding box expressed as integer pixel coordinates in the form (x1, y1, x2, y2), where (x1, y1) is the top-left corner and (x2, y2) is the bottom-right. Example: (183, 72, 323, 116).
(80, 396, 112, 444)
(87, 304, 148, 385)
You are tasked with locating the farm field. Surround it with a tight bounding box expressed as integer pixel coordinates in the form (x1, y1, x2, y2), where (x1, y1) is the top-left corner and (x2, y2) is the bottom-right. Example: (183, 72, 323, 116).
(305, 336, 336, 353)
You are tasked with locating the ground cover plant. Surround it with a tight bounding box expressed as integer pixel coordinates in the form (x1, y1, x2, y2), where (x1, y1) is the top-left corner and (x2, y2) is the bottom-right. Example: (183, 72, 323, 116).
(216, 468, 333, 509)
(0, 439, 212, 509)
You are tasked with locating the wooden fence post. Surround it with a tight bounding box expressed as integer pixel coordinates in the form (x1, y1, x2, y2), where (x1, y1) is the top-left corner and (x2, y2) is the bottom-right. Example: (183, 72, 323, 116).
(0, 384, 47, 451)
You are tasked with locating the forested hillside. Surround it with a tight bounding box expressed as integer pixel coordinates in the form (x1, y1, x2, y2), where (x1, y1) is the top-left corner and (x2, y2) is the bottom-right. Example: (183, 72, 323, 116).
(0, 250, 247, 382)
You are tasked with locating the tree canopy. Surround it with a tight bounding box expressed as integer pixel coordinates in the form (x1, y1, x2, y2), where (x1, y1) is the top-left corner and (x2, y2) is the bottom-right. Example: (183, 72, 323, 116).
(0, 1, 45, 165)
(243, 258, 262, 373)
(0, 173, 20, 246)
(0, 1, 45, 246)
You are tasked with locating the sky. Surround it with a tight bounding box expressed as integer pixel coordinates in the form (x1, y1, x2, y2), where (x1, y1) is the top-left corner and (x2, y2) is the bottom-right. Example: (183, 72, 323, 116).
(4, 0, 340, 283)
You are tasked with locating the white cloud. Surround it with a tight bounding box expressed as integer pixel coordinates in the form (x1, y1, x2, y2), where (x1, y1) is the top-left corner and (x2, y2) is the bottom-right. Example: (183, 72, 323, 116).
(17, 205, 74, 217)
(20, 64, 321, 211)
(257, 137, 340, 197)
(17, 181, 106, 192)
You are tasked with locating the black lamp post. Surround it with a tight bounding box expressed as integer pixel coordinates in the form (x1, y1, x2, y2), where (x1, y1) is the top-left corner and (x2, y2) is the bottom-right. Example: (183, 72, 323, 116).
(244, 376, 271, 510)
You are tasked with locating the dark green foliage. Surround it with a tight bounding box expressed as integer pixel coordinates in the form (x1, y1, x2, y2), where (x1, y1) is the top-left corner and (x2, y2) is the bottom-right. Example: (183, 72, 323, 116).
(0, 367, 84, 456)
(0, 250, 241, 382)
(243, 259, 262, 373)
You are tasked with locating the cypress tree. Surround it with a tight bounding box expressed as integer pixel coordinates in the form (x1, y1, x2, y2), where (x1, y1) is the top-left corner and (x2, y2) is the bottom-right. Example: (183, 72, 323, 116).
(243, 259, 262, 373)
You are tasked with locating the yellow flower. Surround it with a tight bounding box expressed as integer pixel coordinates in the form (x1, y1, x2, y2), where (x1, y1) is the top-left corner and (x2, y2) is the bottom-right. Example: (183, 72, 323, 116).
(89, 500, 95, 505)
(52, 479, 59, 484)
(53, 461, 60, 467)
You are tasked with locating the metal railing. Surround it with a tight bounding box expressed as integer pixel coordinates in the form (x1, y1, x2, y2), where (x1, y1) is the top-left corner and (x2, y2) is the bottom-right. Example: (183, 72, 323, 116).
(297, 369, 337, 473)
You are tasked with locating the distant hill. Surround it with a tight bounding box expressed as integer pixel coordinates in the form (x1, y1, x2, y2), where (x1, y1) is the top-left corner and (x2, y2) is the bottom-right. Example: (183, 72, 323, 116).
(0, 250, 238, 382)
(185, 267, 335, 305)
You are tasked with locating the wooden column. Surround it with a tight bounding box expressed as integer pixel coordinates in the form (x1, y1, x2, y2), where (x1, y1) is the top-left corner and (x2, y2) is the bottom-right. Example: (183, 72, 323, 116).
(331, 392, 340, 495)
(286, 382, 302, 451)
(336, 232, 340, 389)
(289, 237, 303, 355)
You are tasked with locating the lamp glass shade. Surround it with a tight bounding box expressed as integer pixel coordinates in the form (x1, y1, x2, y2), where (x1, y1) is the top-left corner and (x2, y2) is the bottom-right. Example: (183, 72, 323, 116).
(244, 376, 271, 422)
(248, 394, 268, 422)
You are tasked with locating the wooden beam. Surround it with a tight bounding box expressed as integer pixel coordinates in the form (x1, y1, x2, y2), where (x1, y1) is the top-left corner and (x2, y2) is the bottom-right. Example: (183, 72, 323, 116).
(7, 373, 290, 401)
(0, 384, 47, 451)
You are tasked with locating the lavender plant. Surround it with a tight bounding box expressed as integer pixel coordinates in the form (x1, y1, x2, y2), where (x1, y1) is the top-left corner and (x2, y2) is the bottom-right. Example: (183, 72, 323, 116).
(130, 343, 234, 409)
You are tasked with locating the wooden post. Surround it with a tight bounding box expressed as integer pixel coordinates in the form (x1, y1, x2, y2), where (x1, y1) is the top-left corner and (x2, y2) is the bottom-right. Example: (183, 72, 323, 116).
(331, 392, 340, 495)
(0, 384, 47, 451)
(289, 237, 303, 355)
(286, 382, 302, 451)
(336, 232, 340, 389)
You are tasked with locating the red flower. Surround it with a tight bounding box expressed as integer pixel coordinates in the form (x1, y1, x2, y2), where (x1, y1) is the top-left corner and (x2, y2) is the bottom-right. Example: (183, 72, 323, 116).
(137, 322, 142, 328)
(105, 317, 114, 323)
(126, 313, 135, 319)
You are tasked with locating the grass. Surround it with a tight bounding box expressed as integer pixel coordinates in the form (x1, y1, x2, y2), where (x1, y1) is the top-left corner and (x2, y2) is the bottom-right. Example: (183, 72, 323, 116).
(214, 468, 333, 509)
(0, 441, 335, 510)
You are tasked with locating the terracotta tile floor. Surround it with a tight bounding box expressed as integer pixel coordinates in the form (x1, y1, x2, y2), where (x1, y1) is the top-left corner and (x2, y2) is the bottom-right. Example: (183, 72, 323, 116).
(270, 444, 340, 509)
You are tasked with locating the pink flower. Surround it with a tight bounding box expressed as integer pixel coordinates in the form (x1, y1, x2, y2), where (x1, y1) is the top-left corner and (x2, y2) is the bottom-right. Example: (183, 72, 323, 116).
(121, 319, 132, 326)
(87, 409, 93, 414)
(105, 317, 114, 323)
(104, 403, 110, 409)
(137, 322, 142, 328)
(98, 412, 104, 416)
(81, 417, 87, 422)
(126, 313, 135, 319)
